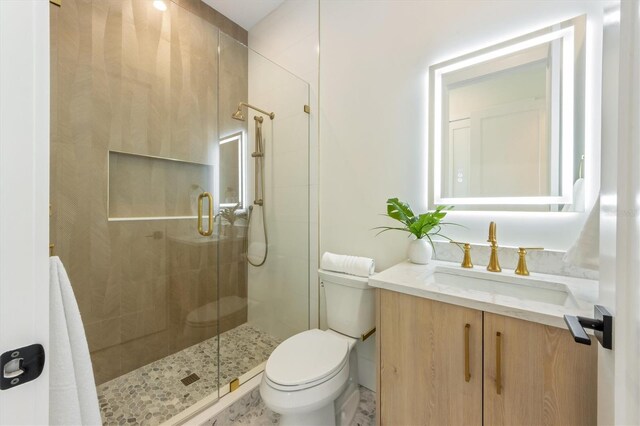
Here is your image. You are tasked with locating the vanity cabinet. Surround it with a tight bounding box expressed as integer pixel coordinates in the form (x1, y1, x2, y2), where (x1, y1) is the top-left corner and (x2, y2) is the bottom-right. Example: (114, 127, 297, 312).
(377, 289, 483, 425)
(376, 289, 597, 426)
(483, 312, 597, 426)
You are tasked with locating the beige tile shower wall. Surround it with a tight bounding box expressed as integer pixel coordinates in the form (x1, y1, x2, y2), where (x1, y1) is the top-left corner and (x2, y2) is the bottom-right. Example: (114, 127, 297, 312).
(50, 0, 248, 385)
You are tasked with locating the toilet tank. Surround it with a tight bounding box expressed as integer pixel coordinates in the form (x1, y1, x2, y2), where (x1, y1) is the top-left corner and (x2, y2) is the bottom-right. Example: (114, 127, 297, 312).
(319, 269, 375, 338)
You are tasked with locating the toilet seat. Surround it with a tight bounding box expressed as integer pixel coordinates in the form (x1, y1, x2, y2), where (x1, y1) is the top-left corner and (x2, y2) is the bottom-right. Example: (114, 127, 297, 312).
(265, 329, 349, 391)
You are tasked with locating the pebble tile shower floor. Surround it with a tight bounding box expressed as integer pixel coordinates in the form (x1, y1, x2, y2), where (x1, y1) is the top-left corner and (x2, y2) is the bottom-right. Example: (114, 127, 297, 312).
(205, 385, 376, 426)
(97, 324, 281, 425)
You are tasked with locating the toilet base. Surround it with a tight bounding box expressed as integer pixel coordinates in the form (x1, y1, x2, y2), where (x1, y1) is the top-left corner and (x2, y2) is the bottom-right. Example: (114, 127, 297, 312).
(335, 383, 360, 425)
(280, 404, 335, 426)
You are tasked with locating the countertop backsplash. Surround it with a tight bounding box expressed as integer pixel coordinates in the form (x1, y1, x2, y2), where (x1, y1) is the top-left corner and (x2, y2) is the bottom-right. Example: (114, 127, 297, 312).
(432, 242, 599, 281)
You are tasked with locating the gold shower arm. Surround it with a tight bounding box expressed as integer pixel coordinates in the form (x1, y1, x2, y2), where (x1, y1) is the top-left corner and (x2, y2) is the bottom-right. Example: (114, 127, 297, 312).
(236, 102, 275, 120)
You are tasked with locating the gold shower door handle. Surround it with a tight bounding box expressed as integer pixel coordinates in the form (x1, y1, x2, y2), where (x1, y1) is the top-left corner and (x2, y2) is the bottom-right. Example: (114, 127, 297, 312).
(496, 331, 502, 395)
(464, 323, 471, 382)
(197, 192, 214, 236)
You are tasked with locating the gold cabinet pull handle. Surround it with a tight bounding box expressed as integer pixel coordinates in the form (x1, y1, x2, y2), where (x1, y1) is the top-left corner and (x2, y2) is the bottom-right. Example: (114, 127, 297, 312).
(197, 192, 214, 236)
(496, 331, 502, 395)
(464, 323, 471, 382)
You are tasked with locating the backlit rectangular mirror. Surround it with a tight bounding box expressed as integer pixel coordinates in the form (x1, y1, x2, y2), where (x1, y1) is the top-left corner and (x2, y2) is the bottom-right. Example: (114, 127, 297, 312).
(429, 15, 586, 212)
(219, 132, 244, 208)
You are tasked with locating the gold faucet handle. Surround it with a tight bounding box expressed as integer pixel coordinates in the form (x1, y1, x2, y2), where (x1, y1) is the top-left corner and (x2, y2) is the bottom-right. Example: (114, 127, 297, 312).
(515, 247, 544, 276)
(450, 241, 473, 268)
(518, 247, 544, 252)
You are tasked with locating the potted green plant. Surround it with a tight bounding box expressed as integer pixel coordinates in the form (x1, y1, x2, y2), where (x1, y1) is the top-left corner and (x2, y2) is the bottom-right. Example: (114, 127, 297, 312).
(375, 198, 457, 264)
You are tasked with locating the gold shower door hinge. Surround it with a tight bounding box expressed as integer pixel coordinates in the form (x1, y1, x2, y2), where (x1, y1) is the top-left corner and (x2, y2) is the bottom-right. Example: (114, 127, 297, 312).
(303, 105, 310, 114)
(50, 0, 61, 6)
(230, 378, 240, 392)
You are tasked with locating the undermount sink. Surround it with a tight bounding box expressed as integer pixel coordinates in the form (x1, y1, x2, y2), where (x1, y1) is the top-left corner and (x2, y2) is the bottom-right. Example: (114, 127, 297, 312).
(428, 265, 577, 307)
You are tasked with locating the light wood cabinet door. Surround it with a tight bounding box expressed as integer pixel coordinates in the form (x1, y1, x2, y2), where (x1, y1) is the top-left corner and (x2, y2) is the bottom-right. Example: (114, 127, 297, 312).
(483, 312, 597, 426)
(377, 289, 483, 426)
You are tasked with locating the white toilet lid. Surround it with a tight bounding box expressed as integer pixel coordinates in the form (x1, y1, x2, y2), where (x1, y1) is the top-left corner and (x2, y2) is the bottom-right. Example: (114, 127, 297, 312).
(265, 329, 349, 387)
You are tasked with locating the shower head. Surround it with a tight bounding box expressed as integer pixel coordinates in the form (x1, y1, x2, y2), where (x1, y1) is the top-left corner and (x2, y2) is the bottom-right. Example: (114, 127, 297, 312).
(231, 108, 245, 121)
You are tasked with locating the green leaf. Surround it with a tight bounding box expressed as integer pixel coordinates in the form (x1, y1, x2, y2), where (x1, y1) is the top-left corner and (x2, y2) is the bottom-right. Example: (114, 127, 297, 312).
(386, 198, 416, 226)
(375, 200, 460, 242)
(372, 226, 411, 237)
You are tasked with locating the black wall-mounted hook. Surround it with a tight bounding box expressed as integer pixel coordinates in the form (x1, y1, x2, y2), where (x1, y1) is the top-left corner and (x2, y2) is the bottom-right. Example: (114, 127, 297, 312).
(564, 305, 613, 350)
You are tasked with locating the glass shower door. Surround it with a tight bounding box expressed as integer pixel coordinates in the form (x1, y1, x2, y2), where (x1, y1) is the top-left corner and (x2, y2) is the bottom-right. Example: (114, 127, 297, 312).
(217, 32, 310, 393)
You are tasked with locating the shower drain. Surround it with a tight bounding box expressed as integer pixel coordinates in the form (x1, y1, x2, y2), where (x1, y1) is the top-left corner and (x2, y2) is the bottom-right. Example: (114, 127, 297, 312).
(181, 373, 200, 386)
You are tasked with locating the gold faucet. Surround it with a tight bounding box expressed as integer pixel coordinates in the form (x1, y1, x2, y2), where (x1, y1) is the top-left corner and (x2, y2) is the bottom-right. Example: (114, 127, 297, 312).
(487, 222, 501, 272)
(450, 241, 473, 268)
(515, 247, 544, 276)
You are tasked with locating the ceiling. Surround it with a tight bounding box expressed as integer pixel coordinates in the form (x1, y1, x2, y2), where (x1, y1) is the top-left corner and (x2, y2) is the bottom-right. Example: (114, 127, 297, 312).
(202, 0, 285, 30)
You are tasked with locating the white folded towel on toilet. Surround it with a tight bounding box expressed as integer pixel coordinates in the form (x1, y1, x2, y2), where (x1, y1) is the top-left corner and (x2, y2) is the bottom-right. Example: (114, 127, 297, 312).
(321, 252, 375, 277)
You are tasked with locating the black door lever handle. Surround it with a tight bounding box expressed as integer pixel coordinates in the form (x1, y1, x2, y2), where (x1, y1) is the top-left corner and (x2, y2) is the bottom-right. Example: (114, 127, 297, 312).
(564, 315, 592, 345)
(563, 305, 613, 350)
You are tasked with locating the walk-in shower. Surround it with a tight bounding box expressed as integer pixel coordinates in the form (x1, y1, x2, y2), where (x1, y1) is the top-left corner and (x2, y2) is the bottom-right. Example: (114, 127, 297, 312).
(232, 102, 275, 267)
(49, 1, 310, 424)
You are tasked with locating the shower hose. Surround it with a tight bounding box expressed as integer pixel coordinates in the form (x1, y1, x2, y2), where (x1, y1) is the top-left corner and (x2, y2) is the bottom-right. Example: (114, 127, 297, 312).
(246, 116, 268, 267)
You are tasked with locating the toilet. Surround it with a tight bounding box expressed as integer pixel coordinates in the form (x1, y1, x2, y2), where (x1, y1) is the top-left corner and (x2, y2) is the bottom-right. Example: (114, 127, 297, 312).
(260, 269, 375, 426)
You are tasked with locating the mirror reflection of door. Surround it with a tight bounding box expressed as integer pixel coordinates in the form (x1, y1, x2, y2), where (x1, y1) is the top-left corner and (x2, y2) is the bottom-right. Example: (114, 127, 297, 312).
(469, 98, 548, 197)
(443, 43, 554, 199)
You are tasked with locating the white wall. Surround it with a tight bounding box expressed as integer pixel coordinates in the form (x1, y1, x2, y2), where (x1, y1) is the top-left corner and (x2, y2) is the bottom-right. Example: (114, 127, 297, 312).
(319, 0, 606, 272)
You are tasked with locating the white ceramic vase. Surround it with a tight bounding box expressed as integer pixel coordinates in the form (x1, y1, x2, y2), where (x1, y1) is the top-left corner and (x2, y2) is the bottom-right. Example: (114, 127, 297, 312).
(408, 239, 433, 264)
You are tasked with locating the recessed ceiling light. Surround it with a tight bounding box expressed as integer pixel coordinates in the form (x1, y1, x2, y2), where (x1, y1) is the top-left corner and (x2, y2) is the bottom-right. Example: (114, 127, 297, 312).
(153, 0, 167, 11)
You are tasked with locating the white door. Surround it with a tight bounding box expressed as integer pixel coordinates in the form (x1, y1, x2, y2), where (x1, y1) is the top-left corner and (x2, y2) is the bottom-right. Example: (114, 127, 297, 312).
(598, 1, 640, 424)
(0, 0, 50, 424)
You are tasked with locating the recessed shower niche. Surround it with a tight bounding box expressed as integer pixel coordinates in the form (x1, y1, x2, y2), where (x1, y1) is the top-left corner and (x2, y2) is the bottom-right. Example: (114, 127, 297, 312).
(108, 151, 214, 219)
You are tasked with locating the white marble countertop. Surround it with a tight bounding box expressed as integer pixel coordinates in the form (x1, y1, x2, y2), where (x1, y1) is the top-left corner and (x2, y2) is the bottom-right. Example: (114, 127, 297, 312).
(369, 260, 599, 330)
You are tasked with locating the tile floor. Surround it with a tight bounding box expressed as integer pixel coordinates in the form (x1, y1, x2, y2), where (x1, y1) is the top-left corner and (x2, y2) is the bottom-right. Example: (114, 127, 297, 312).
(205, 385, 376, 426)
(97, 324, 281, 425)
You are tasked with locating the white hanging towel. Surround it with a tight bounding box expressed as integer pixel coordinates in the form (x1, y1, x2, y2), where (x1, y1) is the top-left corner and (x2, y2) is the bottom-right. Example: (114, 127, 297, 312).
(49, 256, 101, 426)
(561, 178, 586, 212)
(564, 197, 600, 270)
(321, 252, 375, 277)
